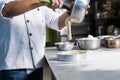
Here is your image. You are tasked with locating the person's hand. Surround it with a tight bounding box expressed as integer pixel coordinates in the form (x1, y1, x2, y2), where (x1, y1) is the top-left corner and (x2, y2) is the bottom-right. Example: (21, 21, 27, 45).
(46, 0, 64, 10)
(85, 5, 90, 14)
(62, 1, 74, 12)
(51, 0, 64, 8)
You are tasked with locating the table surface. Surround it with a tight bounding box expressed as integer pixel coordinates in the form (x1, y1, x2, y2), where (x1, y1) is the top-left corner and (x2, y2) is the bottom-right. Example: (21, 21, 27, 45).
(45, 46, 120, 80)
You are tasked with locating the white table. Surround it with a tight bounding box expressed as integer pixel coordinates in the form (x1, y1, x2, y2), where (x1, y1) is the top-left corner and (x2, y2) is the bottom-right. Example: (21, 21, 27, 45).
(45, 47, 120, 80)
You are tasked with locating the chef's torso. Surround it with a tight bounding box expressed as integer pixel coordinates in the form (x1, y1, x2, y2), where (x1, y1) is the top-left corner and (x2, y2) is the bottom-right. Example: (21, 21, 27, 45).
(0, 0, 60, 70)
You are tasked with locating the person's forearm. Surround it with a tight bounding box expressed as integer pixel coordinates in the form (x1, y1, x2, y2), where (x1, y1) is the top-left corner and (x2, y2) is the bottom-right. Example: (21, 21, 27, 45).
(2, 0, 49, 17)
(58, 12, 69, 30)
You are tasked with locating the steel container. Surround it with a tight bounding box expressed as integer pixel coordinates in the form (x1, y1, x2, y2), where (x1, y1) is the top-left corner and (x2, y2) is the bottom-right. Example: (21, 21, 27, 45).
(54, 42, 74, 51)
(105, 38, 120, 48)
(76, 38, 101, 50)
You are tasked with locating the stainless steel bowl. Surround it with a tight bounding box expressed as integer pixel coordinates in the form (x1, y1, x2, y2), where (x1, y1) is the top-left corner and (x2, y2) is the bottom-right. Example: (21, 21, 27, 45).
(98, 35, 120, 47)
(76, 38, 101, 50)
(98, 35, 116, 46)
(104, 38, 120, 48)
(54, 42, 74, 51)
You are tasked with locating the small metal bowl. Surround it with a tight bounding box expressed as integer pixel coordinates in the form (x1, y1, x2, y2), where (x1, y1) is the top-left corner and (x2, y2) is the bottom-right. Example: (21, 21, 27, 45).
(54, 42, 74, 51)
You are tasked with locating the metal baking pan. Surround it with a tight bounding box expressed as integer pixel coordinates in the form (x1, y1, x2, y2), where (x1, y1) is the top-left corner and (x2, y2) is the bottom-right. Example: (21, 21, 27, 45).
(57, 50, 86, 61)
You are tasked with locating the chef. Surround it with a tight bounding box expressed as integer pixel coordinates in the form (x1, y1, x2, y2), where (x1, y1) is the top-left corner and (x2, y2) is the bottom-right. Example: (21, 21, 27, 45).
(0, 0, 89, 80)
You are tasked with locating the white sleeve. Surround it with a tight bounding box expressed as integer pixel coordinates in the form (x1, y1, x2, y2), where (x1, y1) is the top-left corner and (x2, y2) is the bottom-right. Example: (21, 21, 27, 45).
(42, 6, 61, 31)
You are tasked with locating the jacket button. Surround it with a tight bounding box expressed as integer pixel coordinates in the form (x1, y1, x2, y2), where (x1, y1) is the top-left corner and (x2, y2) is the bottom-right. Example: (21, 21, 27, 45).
(26, 20, 29, 23)
(29, 33, 32, 36)
(31, 47, 33, 50)
(37, 8, 39, 11)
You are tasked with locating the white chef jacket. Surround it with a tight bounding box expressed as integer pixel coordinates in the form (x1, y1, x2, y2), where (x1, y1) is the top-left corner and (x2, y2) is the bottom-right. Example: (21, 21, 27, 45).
(0, 0, 60, 70)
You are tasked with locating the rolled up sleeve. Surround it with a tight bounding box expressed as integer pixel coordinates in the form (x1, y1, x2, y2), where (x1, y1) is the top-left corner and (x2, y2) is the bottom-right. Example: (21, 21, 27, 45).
(43, 6, 61, 31)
